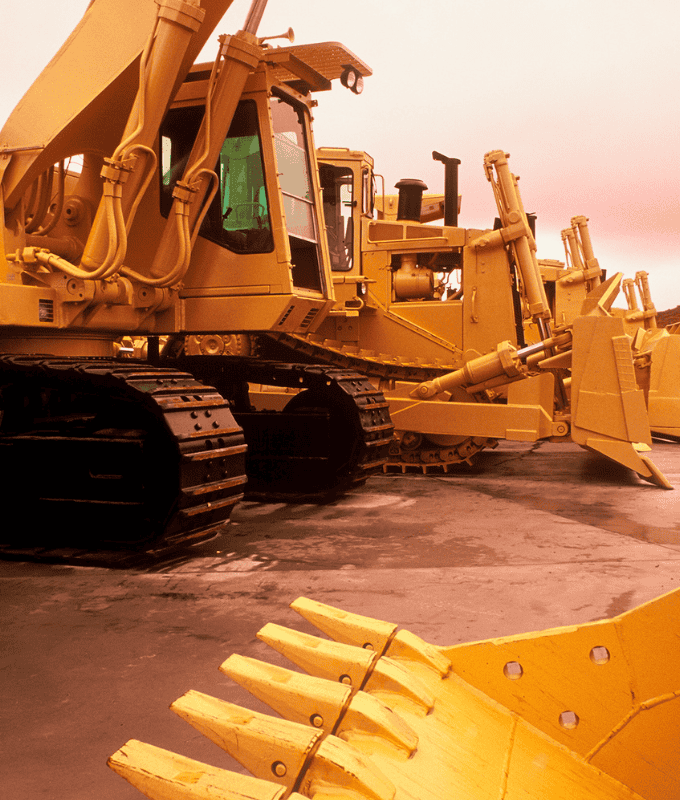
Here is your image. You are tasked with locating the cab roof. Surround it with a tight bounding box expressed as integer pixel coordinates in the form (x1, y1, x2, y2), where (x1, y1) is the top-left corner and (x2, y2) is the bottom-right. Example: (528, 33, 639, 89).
(190, 40, 371, 93)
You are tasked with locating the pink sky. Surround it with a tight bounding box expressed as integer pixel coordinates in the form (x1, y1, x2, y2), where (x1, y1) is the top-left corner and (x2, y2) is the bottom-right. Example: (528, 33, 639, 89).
(2, 0, 679, 308)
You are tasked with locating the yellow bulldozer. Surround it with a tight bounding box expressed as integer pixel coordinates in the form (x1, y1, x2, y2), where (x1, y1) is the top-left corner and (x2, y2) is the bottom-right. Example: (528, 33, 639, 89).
(109, 108, 673, 487)
(534, 216, 680, 441)
(0, 0, 395, 546)
(248, 146, 670, 488)
(109, 589, 680, 799)
(358, 162, 680, 452)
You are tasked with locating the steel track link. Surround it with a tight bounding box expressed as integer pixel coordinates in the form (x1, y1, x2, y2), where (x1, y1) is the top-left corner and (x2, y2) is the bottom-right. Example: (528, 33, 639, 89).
(258, 333, 495, 473)
(385, 434, 498, 473)
(261, 331, 456, 383)
(168, 356, 395, 500)
(0, 355, 247, 549)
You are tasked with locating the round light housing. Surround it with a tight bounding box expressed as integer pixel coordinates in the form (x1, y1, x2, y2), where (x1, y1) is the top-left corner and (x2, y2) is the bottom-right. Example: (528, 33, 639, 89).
(340, 67, 364, 95)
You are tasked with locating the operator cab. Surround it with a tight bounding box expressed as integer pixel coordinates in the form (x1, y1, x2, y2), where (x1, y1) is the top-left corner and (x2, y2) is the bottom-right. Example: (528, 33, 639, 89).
(319, 149, 376, 275)
(163, 43, 371, 300)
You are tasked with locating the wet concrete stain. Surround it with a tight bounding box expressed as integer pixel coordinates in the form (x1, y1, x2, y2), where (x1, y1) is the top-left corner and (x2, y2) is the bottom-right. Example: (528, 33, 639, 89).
(468, 480, 680, 546)
(604, 589, 638, 617)
(3, 441, 679, 574)
(153, 591, 198, 601)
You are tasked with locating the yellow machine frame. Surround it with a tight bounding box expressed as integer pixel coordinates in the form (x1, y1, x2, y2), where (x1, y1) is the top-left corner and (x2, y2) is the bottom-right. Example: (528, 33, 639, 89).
(252, 147, 670, 487)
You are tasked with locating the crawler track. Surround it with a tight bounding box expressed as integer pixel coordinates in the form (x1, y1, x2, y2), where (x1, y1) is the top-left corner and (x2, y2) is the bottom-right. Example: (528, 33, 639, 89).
(257, 333, 496, 473)
(385, 432, 498, 473)
(0, 355, 247, 548)
(260, 330, 455, 383)
(169, 356, 395, 500)
(0, 352, 394, 557)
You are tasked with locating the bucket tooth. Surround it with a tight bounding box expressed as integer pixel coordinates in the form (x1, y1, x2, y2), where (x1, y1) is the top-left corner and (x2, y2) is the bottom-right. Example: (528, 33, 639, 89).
(300, 735, 396, 800)
(108, 739, 292, 800)
(220, 653, 351, 733)
(110, 590, 680, 800)
(170, 690, 321, 790)
(385, 629, 452, 677)
(257, 623, 377, 688)
(220, 655, 417, 755)
(337, 691, 419, 756)
(364, 657, 435, 713)
(291, 597, 398, 655)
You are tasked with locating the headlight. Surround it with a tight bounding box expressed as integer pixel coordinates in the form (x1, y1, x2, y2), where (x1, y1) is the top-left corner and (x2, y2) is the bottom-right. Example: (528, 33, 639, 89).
(340, 66, 364, 95)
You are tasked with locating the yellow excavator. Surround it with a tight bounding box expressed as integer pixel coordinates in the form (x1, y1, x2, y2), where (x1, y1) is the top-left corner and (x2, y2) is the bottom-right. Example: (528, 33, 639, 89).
(110, 589, 680, 799)
(0, 0, 394, 546)
(0, 0, 670, 554)
(249, 147, 670, 488)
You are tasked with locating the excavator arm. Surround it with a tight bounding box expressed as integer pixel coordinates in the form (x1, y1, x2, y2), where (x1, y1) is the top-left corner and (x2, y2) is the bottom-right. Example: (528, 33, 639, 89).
(0, 0, 236, 211)
(1, 0, 267, 294)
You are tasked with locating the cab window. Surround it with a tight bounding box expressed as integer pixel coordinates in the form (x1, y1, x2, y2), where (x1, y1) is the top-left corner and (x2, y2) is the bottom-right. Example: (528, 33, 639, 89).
(270, 93, 324, 292)
(160, 100, 273, 254)
(320, 163, 354, 271)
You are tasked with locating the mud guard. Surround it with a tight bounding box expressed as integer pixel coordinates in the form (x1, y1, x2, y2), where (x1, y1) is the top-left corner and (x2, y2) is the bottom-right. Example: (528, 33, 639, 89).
(570, 314, 671, 488)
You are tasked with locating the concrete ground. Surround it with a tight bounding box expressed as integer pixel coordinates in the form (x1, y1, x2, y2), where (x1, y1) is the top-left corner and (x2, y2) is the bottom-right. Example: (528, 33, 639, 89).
(2, 440, 680, 800)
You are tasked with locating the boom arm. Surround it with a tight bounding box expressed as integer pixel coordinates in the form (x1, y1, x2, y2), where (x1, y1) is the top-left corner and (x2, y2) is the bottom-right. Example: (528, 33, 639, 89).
(1, 0, 273, 293)
(0, 0, 237, 212)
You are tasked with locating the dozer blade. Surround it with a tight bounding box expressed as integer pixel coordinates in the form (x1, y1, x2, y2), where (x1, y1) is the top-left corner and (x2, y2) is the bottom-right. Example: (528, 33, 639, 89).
(110, 590, 680, 800)
(569, 312, 672, 488)
(645, 331, 680, 439)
